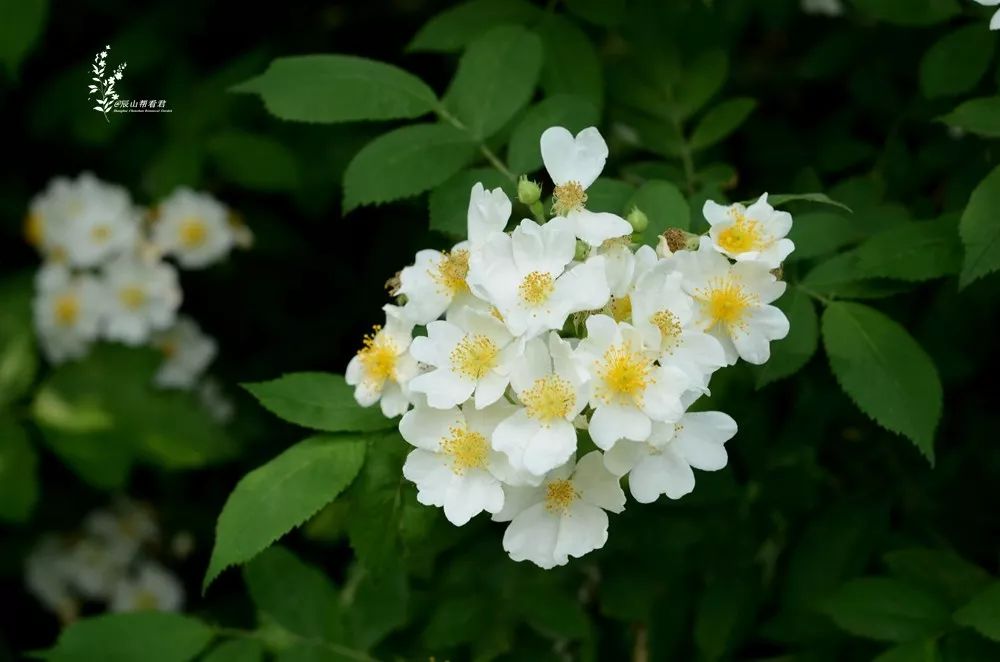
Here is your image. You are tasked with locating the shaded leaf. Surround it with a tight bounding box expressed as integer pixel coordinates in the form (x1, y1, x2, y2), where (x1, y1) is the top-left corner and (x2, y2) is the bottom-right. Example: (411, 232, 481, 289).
(243, 372, 391, 432)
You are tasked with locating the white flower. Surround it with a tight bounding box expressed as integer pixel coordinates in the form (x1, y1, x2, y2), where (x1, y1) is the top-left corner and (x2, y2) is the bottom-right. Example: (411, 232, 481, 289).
(573, 314, 689, 450)
(630, 261, 727, 391)
(25, 537, 78, 622)
(109, 562, 184, 613)
(400, 400, 516, 525)
(704, 194, 794, 268)
(100, 255, 181, 345)
(84, 499, 159, 562)
(492, 333, 588, 476)
(604, 412, 737, 503)
(152, 188, 236, 268)
(466, 181, 512, 247)
(468, 217, 610, 338)
(199, 378, 235, 423)
(494, 451, 625, 569)
(345, 304, 418, 417)
(408, 305, 518, 409)
(33, 264, 105, 363)
(973, 0, 1000, 30)
(28, 173, 139, 267)
(540, 126, 633, 246)
(801, 0, 843, 16)
(151, 317, 217, 390)
(674, 239, 789, 365)
(60, 537, 125, 600)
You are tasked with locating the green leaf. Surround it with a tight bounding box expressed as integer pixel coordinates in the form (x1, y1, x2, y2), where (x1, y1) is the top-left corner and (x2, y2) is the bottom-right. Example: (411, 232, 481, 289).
(955, 582, 1000, 642)
(564, 0, 625, 26)
(822, 577, 951, 642)
(940, 97, 1000, 138)
(208, 130, 300, 192)
(536, 15, 604, 112)
(429, 168, 514, 239)
(874, 638, 940, 662)
(347, 434, 407, 572)
(851, 0, 960, 26)
(507, 95, 599, 175)
(343, 123, 478, 211)
(763, 193, 853, 213)
(884, 549, 992, 606)
(851, 218, 962, 282)
(0, 273, 38, 406)
(755, 288, 818, 388)
(0, 416, 39, 523)
(444, 25, 543, 139)
(204, 435, 366, 590)
(689, 98, 757, 151)
(243, 372, 392, 432)
(786, 212, 864, 262)
(40, 612, 214, 662)
(244, 546, 346, 642)
(919, 25, 995, 99)
(200, 640, 264, 662)
(344, 561, 410, 649)
(675, 50, 729, 120)
(585, 178, 636, 215)
(821, 302, 942, 462)
(959, 165, 1000, 287)
(232, 55, 437, 124)
(626, 180, 690, 245)
(694, 569, 759, 661)
(407, 0, 541, 53)
(0, 0, 47, 76)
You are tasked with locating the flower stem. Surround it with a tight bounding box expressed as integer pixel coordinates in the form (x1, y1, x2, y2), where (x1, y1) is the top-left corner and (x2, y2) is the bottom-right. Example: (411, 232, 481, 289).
(434, 104, 516, 182)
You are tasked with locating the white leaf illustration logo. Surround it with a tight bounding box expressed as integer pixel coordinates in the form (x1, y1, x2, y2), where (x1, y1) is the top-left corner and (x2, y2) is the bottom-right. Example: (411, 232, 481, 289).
(87, 44, 126, 123)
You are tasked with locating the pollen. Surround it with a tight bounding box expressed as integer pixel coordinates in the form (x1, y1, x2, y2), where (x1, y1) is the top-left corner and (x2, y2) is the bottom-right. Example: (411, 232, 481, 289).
(717, 210, 764, 254)
(697, 278, 756, 330)
(178, 217, 208, 249)
(596, 342, 652, 404)
(651, 310, 682, 350)
(607, 295, 632, 322)
(450, 334, 499, 380)
(118, 285, 146, 310)
(522, 374, 575, 423)
(90, 224, 112, 244)
(544, 479, 579, 513)
(357, 325, 398, 383)
(552, 181, 588, 216)
(53, 294, 80, 327)
(519, 271, 555, 305)
(430, 249, 470, 296)
(440, 425, 490, 474)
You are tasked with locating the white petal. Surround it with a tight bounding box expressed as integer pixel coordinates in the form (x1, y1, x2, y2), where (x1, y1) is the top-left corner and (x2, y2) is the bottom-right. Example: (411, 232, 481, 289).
(589, 404, 652, 449)
(523, 420, 578, 476)
(540, 126, 608, 188)
(492, 484, 545, 521)
(674, 411, 737, 471)
(552, 501, 609, 564)
(399, 405, 463, 450)
(443, 470, 504, 525)
(502, 502, 563, 569)
(402, 450, 453, 507)
(569, 209, 633, 247)
(474, 370, 508, 409)
(573, 450, 625, 513)
(730, 304, 789, 365)
(408, 369, 475, 409)
(467, 182, 511, 247)
(602, 440, 647, 477)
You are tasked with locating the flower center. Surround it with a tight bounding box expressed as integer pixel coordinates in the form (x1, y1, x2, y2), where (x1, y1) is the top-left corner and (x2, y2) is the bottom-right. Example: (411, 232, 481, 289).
(25, 212, 44, 246)
(450, 334, 499, 380)
(91, 224, 112, 244)
(118, 285, 146, 310)
(440, 425, 489, 474)
(651, 310, 682, 350)
(607, 295, 632, 322)
(717, 211, 764, 254)
(552, 181, 587, 216)
(430, 249, 470, 296)
(357, 325, 397, 383)
(698, 278, 755, 330)
(519, 271, 555, 305)
(522, 374, 575, 423)
(133, 589, 160, 611)
(544, 479, 579, 513)
(596, 342, 652, 404)
(178, 217, 208, 249)
(53, 294, 80, 327)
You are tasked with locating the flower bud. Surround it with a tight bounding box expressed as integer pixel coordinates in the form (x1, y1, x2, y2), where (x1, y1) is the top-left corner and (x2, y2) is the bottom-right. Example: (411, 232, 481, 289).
(658, 228, 701, 256)
(574, 239, 589, 261)
(517, 176, 542, 205)
(626, 207, 648, 233)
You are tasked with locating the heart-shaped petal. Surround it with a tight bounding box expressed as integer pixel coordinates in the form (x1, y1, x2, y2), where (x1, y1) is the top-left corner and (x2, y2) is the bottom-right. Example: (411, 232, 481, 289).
(540, 126, 608, 189)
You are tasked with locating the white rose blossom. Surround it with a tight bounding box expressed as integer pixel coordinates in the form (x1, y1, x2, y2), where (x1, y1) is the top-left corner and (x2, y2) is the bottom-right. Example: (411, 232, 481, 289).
(705, 193, 795, 268)
(345, 304, 418, 417)
(100, 254, 181, 345)
(33, 264, 106, 363)
(152, 188, 236, 268)
(152, 316, 218, 390)
(973, 0, 1000, 30)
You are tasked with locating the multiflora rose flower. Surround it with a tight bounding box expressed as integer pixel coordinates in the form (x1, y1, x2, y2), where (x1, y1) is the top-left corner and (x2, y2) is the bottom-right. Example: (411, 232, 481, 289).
(345, 304, 418, 417)
(705, 193, 794, 268)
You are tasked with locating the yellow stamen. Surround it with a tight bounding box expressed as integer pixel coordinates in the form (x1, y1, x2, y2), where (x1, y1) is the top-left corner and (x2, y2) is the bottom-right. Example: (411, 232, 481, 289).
(651, 310, 682, 351)
(595, 342, 652, 405)
(53, 294, 80, 327)
(450, 334, 499, 380)
(717, 210, 764, 254)
(440, 425, 489, 474)
(519, 271, 554, 305)
(25, 212, 44, 246)
(118, 285, 146, 310)
(357, 325, 397, 383)
(522, 375, 575, 423)
(133, 590, 160, 611)
(544, 479, 578, 513)
(696, 277, 756, 330)
(90, 224, 112, 244)
(607, 295, 632, 322)
(430, 249, 470, 296)
(552, 181, 588, 216)
(178, 217, 208, 249)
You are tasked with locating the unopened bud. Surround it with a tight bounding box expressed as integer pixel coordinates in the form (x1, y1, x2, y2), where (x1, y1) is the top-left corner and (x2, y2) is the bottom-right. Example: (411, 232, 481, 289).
(574, 240, 589, 261)
(517, 176, 541, 205)
(658, 228, 700, 256)
(771, 266, 784, 281)
(626, 207, 648, 233)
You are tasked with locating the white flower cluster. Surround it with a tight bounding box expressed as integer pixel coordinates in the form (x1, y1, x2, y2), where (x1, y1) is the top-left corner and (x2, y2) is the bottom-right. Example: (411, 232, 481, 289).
(25, 499, 186, 622)
(346, 127, 793, 569)
(973, 0, 1000, 31)
(26, 173, 250, 392)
